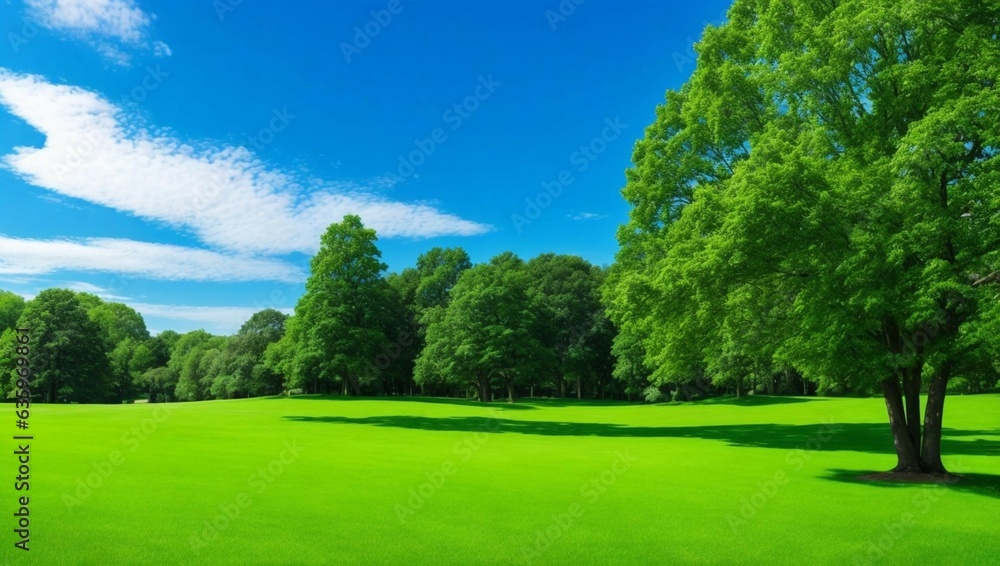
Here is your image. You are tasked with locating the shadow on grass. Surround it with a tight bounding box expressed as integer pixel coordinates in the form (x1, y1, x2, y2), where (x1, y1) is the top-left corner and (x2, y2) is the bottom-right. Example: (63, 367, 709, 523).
(281, 414, 1000, 458)
(822, 469, 1000, 500)
(517, 398, 635, 408)
(271, 395, 538, 410)
(697, 395, 823, 406)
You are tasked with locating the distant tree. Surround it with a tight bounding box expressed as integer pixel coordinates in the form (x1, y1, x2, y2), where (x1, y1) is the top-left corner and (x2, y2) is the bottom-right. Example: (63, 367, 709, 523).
(292, 215, 394, 394)
(87, 300, 149, 345)
(169, 330, 225, 401)
(416, 253, 554, 402)
(0, 290, 26, 332)
(382, 270, 421, 395)
(136, 367, 177, 403)
(13, 289, 111, 403)
(149, 330, 181, 367)
(526, 254, 606, 398)
(225, 309, 288, 397)
(414, 247, 472, 312)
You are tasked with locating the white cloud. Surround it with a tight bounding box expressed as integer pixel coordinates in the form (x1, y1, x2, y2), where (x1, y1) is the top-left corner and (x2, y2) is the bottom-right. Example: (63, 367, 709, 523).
(0, 235, 304, 283)
(152, 39, 171, 57)
(93, 41, 132, 65)
(131, 302, 293, 335)
(568, 211, 608, 221)
(0, 70, 492, 255)
(63, 280, 130, 300)
(26, 0, 149, 43)
(24, 0, 170, 65)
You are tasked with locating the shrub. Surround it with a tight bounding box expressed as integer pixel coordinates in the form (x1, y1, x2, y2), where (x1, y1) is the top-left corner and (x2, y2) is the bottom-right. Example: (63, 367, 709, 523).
(643, 385, 665, 403)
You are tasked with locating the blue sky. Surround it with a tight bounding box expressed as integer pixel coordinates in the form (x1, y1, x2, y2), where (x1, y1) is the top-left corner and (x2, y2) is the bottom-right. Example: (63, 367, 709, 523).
(0, 0, 730, 334)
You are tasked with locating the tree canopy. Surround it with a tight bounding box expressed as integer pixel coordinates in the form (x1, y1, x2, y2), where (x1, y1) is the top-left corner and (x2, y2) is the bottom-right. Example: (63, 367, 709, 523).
(605, 0, 1000, 474)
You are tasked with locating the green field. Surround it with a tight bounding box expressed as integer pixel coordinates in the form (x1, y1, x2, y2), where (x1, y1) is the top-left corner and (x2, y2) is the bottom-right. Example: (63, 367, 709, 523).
(7, 395, 999, 565)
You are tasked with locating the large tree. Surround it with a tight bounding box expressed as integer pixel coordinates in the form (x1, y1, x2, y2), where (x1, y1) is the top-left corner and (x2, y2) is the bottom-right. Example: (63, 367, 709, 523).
(608, 0, 999, 474)
(293, 215, 394, 394)
(416, 253, 553, 402)
(526, 254, 608, 398)
(13, 289, 111, 403)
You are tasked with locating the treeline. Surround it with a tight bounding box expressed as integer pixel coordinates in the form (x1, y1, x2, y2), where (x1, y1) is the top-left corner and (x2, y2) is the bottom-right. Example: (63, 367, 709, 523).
(0, 288, 289, 403)
(4, 212, 997, 405)
(0, 215, 624, 403)
(258, 216, 621, 401)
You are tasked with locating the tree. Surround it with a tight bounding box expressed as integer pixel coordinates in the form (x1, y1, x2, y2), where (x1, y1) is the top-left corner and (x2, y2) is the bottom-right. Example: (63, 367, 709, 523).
(13, 289, 111, 403)
(292, 215, 394, 394)
(80, 298, 151, 402)
(169, 330, 225, 401)
(225, 309, 288, 397)
(416, 253, 554, 402)
(414, 247, 472, 312)
(136, 367, 178, 404)
(526, 254, 607, 398)
(0, 290, 26, 332)
(609, 0, 1000, 474)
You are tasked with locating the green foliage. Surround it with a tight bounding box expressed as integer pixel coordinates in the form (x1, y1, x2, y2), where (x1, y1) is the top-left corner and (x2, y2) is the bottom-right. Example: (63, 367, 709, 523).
(290, 215, 394, 394)
(416, 253, 555, 402)
(13, 289, 111, 403)
(526, 254, 612, 397)
(0, 290, 26, 332)
(607, 0, 1000, 467)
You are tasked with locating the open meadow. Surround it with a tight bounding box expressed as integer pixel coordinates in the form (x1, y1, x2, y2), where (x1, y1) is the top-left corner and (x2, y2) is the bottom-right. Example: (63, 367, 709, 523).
(15, 394, 1000, 565)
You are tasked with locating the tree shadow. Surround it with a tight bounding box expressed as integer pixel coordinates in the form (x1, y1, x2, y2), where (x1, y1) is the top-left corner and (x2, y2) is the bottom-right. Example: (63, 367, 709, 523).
(281, 414, 1000, 458)
(272, 395, 537, 410)
(518, 398, 635, 408)
(822, 469, 1000, 500)
(697, 395, 823, 406)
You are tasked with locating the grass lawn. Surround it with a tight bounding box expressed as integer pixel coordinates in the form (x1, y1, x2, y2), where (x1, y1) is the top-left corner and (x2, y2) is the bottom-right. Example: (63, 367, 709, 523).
(7, 394, 999, 565)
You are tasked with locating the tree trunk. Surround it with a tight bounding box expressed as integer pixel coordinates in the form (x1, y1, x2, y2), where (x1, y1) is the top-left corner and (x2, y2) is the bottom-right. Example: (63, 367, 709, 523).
(530, 385, 534, 398)
(902, 367, 922, 451)
(477, 376, 492, 403)
(921, 369, 950, 474)
(558, 374, 566, 398)
(880, 376, 922, 472)
(577, 376, 582, 399)
(507, 382, 514, 403)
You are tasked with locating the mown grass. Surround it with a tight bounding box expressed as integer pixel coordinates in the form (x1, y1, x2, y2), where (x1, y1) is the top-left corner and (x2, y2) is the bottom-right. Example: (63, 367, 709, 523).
(5, 394, 998, 565)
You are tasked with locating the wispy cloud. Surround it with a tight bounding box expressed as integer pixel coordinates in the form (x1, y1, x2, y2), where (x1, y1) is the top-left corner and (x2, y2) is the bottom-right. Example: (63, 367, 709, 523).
(568, 211, 608, 221)
(0, 235, 304, 283)
(63, 280, 130, 300)
(0, 70, 492, 256)
(131, 302, 294, 335)
(24, 0, 170, 65)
